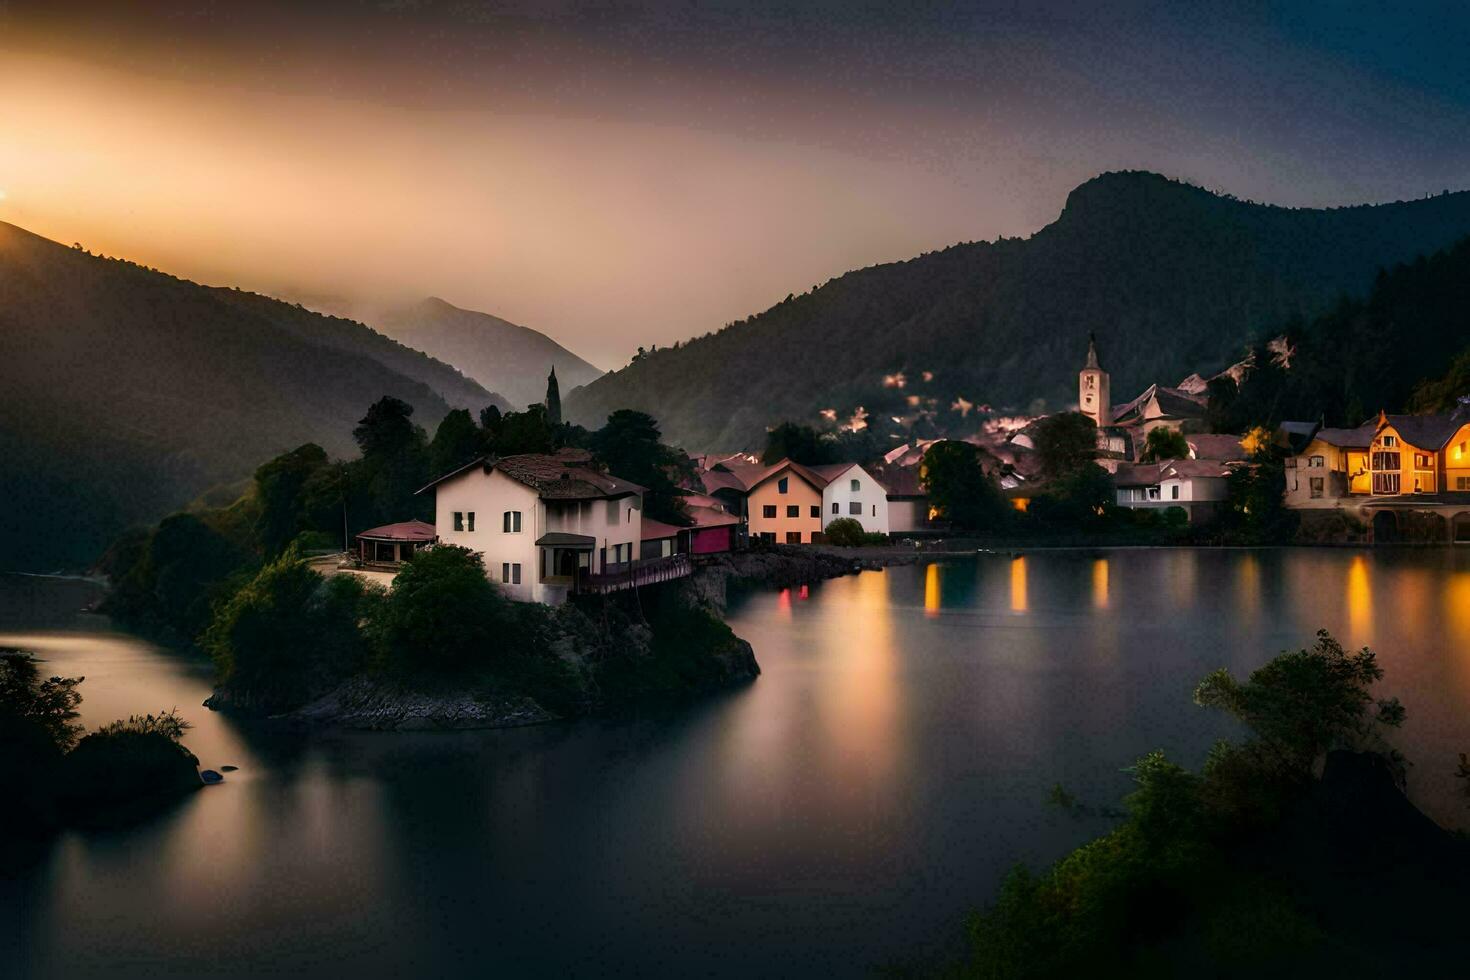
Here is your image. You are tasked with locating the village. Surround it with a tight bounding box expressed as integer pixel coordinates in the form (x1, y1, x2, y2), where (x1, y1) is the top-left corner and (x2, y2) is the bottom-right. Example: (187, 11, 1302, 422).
(342, 336, 1470, 605)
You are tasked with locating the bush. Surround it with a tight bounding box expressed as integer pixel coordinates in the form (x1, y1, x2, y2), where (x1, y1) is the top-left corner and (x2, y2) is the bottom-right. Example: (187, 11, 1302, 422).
(0, 651, 84, 832)
(370, 545, 523, 673)
(823, 518, 866, 546)
(205, 553, 376, 712)
(56, 711, 200, 819)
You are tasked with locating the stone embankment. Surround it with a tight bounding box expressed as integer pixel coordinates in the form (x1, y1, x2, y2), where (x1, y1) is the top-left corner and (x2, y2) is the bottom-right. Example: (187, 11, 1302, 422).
(689, 544, 916, 611)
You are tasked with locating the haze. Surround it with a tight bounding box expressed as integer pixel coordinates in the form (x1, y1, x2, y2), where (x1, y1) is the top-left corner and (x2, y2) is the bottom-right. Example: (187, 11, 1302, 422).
(3, 2, 1467, 368)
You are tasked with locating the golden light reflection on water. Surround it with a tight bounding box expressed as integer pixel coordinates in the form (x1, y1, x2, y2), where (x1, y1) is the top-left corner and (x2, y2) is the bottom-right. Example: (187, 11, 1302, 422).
(1092, 558, 1109, 610)
(1347, 555, 1372, 639)
(1236, 553, 1259, 621)
(1447, 572, 1470, 650)
(924, 562, 941, 617)
(1010, 557, 1027, 613)
(821, 570, 901, 779)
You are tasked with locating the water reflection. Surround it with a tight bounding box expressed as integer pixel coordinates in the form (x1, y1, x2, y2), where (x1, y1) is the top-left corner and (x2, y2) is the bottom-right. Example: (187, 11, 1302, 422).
(1092, 558, 1109, 610)
(1236, 552, 1259, 622)
(1347, 555, 1372, 639)
(924, 561, 941, 617)
(1010, 557, 1027, 613)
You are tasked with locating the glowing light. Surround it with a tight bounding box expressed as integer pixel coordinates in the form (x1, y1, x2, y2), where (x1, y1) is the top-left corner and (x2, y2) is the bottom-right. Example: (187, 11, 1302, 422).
(1011, 497, 1029, 512)
(1092, 558, 1109, 610)
(777, 587, 792, 616)
(924, 562, 941, 617)
(883, 373, 907, 389)
(1010, 557, 1028, 613)
(798, 584, 809, 600)
(1347, 555, 1371, 638)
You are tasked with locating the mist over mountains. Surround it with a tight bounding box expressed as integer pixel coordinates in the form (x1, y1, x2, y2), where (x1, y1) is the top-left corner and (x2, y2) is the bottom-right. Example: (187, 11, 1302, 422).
(565, 171, 1470, 450)
(0, 221, 505, 572)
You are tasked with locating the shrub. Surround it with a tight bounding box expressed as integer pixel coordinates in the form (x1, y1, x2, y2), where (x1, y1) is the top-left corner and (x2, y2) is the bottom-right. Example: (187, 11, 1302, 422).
(823, 517, 866, 546)
(370, 545, 522, 673)
(56, 711, 200, 817)
(205, 553, 375, 711)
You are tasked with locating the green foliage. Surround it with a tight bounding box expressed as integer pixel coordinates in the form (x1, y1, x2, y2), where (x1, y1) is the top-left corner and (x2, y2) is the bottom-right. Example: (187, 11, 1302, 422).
(428, 408, 483, 479)
(1194, 630, 1405, 781)
(763, 422, 837, 465)
(57, 711, 199, 817)
(0, 651, 85, 753)
(960, 632, 1410, 976)
(1139, 427, 1189, 462)
(590, 409, 696, 524)
(492, 403, 557, 456)
(253, 443, 330, 557)
(920, 441, 1008, 531)
(1031, 412, 1098, 480)
(204, 553, 375, 711)
(1411, 347, 1470, 413)
(370, 545, 522, 673)
(1029, 464, 1114, 527)
(822, 517, 886, 546)
(1219, 450, 1297, 544)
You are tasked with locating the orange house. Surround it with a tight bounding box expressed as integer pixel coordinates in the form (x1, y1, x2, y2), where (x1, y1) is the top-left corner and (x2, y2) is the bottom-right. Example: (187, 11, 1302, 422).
(1367, 410, 1470, 496)
(744, 460, 826, 544)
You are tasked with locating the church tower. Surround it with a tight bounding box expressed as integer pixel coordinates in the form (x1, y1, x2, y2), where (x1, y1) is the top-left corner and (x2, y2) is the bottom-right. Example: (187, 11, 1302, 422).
(545, 366, 562, 427)
(1079, 333, 1111, 428)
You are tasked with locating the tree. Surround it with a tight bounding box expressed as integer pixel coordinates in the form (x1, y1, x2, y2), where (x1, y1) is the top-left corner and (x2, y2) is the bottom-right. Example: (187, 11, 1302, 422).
(823, 517, 867, 546)
(762, 422, 837, 465)
(479, 403, 503, 433)
(1031, 412, 1097, 480)
(428, 408, 483, 479)
(354, 396, 420, 460)
(370, 545, 520, 673)
(1139, 427, 1190, 462)
(253, 443, 329, 557)
(352, 397, 430, 527)
(919, 441, 1007, 530)
(1030, 463, 1114, 526)
(204, 553, 375, 711)
(544, 367, 562, 427)
(0, 651, 85, 829)
(590, 410, 696, 524)
(492, 404, 556, 456)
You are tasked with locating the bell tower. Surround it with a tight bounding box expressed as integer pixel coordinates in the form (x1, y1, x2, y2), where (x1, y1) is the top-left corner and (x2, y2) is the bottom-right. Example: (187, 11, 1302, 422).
(1079, 333, 1111, 428)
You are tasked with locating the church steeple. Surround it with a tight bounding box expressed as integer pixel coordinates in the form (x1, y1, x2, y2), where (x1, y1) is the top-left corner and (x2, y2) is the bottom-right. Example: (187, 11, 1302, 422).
(545, 366, 562, 427)
(1079, 333, 1111, 428)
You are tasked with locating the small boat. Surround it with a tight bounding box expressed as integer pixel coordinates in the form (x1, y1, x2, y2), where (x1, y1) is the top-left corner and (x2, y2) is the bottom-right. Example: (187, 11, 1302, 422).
(200, 770, 224, 785)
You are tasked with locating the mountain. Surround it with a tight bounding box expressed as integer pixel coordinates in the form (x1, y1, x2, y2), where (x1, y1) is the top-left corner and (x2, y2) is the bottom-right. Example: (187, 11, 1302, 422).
(0, 221, 508, 572)
(565, 172, 1470, 450)
(368, 297, 603, 410)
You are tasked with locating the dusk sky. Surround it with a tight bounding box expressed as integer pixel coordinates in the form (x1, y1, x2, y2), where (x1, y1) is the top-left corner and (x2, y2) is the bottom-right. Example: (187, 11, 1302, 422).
(3, 1, 1467, 367)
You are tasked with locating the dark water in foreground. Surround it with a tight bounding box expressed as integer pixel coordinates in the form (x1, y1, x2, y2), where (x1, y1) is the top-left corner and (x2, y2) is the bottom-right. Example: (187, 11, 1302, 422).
(4, 549, 1470, 977)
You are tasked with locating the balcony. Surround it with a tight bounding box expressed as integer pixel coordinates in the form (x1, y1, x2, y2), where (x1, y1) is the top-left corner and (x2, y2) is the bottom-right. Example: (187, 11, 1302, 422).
(579, 554, 693, 594)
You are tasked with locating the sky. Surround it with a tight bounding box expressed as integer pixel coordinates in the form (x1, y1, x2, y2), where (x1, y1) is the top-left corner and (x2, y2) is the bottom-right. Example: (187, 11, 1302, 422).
(2, 1, 1468, 368)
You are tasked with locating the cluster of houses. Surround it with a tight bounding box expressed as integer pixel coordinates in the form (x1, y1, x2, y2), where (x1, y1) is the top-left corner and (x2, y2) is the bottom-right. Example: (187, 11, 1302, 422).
(350, 343, 1470, 604)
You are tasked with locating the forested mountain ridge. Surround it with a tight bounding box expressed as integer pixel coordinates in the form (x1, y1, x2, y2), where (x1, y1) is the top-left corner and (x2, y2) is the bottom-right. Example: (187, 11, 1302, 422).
(0, 221, 506, 572)
(565, 171, 1470, 450)
(369, 297, 603, 409)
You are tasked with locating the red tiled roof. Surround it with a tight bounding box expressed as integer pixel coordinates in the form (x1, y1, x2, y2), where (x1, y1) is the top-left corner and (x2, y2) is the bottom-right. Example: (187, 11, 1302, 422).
(688, 504, 740, 528)
(744, 458, 833, 493)
(357, 520, 437, 542)
(640, 517, 686, 541)
(417, 452, 645, 500)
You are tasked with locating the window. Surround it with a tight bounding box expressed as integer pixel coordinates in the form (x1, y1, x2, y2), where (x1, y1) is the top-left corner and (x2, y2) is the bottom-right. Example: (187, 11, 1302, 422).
(1308, 455, 1325, 468)
(850, 478, 860, 492)
(1382, 435, 1398, 447)
(758, 532, 776, 543)
(466, 512, 475, 531)
(606, 499, 619, 523)
(832, 502, 840, 514)
(810, 505, 820, 518)
(1171, 485, 1180, 500)
(1309, 477, 1324, 499)
(762, 505, 777, 519)
(512, 563, 522, 584)
(503, 511, 522, 533)
(453, 511, 464, 532)
(1414, 453, 1433, 469)
(778, 477, 789, 494)
(1373, 473, 1401, 494)
(872, 505, 876, 517)
(785, 531, 802, 544)
(1372, 451, 1401, 471)
(849, 501, 862, 515)
(1458, 477, 1470, 490)
(1147, 486, 1160, 500)
(786, 505, 799, 518)
(501, 562, 510, 583)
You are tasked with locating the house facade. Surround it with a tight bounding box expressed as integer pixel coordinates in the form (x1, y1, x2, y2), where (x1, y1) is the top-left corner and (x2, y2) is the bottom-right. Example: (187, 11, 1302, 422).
(1113, 459, 1231, 522)
(871, 463, 928, 533)
(422, 450, 646, 604)
(744, 460, 826, 543)
(1284, 423, 1374, 508)
(809, 462, 890, 535)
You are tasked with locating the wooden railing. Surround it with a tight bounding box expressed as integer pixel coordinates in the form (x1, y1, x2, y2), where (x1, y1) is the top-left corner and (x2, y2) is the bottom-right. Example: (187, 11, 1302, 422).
(580, 554, 693, 593)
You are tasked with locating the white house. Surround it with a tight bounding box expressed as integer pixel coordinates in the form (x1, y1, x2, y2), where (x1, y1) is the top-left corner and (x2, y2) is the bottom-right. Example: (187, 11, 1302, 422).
(419, 449, 647, 604)
(1113, 459, 1232, 522)
(808, 462, 890, 535)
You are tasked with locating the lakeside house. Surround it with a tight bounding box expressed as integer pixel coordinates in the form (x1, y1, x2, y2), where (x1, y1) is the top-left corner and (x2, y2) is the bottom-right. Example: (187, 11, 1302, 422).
(743, 459, 827, 543)
(1284, 422, 1375, 506)
(355, 520, 437, 566)
(418, 448, 690, 604)
(1112, 459, 1233, 522)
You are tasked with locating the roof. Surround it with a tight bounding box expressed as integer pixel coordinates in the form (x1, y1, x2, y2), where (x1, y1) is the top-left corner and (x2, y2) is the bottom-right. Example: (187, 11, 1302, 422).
(417, 450, 646, 500)
(535, 531, 596, 548)
(639, 517, 686, 541)
(804, 462, 863, 483)
(687, 505, 740, 528)
(743, 458, 833, 493)
(1309, 422, 1376, 450)
(1186, 434, 1248, 461)
(1112, 384, 1208, 425)
(699, 467, 750, 494)
(357, 520, 437, 542)
(870, 463, 925, 497)
(1114, 459, 1233, 487)
(1379, 413, 1467, 450)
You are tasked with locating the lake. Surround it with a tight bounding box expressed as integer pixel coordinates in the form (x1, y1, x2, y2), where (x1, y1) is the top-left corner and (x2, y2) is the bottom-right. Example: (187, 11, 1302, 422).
(4, 548, 1470, 977)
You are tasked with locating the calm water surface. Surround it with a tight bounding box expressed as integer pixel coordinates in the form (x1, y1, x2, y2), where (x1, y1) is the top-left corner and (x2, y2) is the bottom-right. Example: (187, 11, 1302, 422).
(4, 549, 1470, 977)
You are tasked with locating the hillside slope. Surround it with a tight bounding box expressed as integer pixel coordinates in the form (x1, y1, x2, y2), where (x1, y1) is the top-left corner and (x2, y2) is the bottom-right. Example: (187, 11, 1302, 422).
(565, 172, 1470, 450)
(0, 222, 507, 572)
(371, 297, 603, 409)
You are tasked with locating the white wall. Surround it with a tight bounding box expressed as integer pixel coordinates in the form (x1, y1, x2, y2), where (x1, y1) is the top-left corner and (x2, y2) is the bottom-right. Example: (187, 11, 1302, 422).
(435, 468, 542, 601)
(888, 498, 926, 533)
(820, 464, 889, 535)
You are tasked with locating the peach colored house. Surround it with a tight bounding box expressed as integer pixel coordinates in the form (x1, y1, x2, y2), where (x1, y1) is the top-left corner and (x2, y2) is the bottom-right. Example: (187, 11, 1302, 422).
(744, 460, 826, 544)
